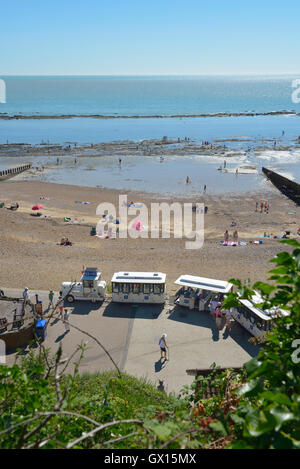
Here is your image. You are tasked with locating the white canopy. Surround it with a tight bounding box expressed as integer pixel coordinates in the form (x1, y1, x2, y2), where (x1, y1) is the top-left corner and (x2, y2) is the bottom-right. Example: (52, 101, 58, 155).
(174, 275, 233, 293)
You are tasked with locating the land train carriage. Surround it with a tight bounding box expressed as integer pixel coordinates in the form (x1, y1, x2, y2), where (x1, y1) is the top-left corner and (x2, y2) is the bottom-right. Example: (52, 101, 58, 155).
(232, 291, 289, 337)
(174, 275, 233, 311)
(111, 272, 166, 304)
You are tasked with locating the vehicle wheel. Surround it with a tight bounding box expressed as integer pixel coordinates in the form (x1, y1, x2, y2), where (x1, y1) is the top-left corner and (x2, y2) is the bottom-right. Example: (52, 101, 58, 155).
(67, 295, 74, 303)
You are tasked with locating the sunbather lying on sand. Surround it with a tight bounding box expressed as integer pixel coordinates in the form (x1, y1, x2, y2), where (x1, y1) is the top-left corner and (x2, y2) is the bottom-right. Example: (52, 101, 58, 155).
(7, 202, 19, 211)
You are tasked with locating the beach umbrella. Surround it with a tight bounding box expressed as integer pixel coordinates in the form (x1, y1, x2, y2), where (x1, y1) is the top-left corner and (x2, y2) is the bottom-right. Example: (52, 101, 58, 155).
(32, 204, 44, 211)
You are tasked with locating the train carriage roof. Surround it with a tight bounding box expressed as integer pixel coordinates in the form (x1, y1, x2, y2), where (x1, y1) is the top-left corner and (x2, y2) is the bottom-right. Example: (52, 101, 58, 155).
(174, 275, 233, 293)
(112, 272, 166, 284)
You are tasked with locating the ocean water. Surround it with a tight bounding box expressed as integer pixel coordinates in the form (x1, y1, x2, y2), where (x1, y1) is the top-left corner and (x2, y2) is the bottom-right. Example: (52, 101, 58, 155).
(1, 76, 300, 194)
(1, 75, 300, 117)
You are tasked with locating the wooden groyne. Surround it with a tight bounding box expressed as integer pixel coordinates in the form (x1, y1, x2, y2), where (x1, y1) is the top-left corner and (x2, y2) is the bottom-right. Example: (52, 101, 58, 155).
(0, 164, 32, 181)
(262, 167, 300, 205)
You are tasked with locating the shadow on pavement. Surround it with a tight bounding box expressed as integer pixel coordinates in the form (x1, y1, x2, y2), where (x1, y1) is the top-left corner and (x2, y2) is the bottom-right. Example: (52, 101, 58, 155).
(103, 302, 164, 319)
(155, 358, 167, 373)
(68, 300, 103, 315)
(167, 305, 259, 357)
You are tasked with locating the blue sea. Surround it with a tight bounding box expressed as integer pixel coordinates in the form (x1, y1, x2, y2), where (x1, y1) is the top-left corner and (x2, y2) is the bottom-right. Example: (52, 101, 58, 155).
(1, 75, 300, 117)
(0, 76, 300, 194)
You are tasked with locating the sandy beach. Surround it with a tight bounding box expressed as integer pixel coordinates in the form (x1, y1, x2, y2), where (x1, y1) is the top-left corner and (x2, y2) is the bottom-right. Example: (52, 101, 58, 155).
(0, 179, 299, 293)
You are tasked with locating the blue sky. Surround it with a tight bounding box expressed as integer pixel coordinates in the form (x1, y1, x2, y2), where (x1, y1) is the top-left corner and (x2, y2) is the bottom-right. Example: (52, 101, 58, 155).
(1, 0, 300, 75)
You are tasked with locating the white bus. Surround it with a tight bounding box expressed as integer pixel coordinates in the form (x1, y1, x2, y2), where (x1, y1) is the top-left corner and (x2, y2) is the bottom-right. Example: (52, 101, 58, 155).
(111, 272, 166, 304)
(232, 292, 289, 337)
(174, 275, 233, 311)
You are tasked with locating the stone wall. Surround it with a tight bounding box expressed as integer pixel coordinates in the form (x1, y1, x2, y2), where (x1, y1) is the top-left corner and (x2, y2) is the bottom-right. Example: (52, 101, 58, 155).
(1, 322, 34, 351)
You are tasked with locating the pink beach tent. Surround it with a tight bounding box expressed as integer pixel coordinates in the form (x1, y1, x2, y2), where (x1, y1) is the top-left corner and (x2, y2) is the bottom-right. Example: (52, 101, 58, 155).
(131, 219, 145, 230)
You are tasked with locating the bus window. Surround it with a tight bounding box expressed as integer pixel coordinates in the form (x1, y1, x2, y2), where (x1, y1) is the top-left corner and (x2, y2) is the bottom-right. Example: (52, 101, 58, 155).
(154, 284, 164, 294)
(133, 284, 140, 294)
(112, 283, 119, 293)
(144, 284, 150, 294)
(121, 283, 129, 293)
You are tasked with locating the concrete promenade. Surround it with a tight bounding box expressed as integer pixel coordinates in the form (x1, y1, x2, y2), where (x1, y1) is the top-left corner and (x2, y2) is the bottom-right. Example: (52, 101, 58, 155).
(3, 288, 258, 393)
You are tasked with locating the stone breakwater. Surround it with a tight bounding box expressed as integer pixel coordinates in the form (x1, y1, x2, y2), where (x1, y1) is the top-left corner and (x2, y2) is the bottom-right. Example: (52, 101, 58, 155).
(262, 167, 300, 205)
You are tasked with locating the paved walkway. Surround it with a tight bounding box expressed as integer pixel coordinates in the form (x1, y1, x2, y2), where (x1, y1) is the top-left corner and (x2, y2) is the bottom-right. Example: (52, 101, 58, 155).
(3, 289, 259, 394)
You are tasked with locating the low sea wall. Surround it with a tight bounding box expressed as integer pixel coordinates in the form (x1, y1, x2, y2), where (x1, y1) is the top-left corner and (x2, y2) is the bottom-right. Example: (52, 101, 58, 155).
(1, 323, 34, 351)
(0, 164, 32, 181)
(262, 167, 300, 205)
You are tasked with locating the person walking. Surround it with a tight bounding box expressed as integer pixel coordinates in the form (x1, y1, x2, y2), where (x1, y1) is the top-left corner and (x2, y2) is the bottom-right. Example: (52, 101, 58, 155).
(58, 295, 64, 320)
(159, 333, 168, 361)
(22, 287, 31, 312)
(48, 290, 54, 309)
(214, 303, 223, 331)
(63, 308, 70, 333)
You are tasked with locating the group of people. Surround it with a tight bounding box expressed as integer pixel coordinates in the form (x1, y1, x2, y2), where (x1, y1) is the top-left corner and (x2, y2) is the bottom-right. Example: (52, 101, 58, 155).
(22, 287, 70, 334)
(224, 229, 238, 244)
(59, 237, 73, 246)
(256, 201, 269, 214)
(0, 201, 20, 211)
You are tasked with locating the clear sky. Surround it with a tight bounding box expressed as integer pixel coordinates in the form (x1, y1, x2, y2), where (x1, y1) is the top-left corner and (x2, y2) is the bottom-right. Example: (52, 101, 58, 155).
(1, 0, 300, 75)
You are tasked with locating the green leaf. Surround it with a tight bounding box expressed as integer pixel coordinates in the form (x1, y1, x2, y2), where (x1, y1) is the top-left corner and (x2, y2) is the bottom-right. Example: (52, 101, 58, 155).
(237, 378, 263, 397)
(270, 405, 295, 431)
(260, 392, 292, 406)
(244, 358, 262, 375)
(279, 239, 300, 247)
(244, 410, 276, 437)
(209, 421, 227, 436)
